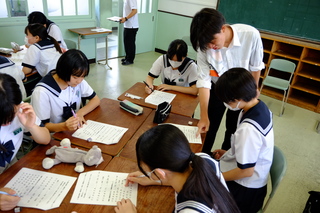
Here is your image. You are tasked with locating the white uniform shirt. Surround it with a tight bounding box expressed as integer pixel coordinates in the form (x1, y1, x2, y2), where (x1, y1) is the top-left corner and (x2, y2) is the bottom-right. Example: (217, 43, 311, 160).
(22, 40, 61, 77)
(220, 101, 274, 188)
(31, 72, 96, 124)
(0, 113, 41, 168)
(0, 56, 27, 99)
(196, 24, 265, 89)
(47, 22, 67, 50)
(148, 55, 198, 87)
(123, 0, 139, 28)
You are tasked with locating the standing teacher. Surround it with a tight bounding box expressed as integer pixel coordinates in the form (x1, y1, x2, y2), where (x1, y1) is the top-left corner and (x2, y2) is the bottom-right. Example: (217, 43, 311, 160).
(120, 0, 139, 66)
(190, 8, 265, 154)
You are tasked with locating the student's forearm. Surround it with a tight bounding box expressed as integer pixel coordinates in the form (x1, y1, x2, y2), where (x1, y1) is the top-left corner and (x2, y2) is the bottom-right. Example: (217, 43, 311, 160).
(146, 76, 154, 88)
(126, 9, 137, 19)
(222, 167, 254, 181)
(199, 88, 210, 120)
(45, 122, 68, 133)
(170, 85, 198, 96)
(29, 126, 51, 144)
(22, 67, 32, 75)
(251, 70, 261, 87)
(77, 95, 100, 117)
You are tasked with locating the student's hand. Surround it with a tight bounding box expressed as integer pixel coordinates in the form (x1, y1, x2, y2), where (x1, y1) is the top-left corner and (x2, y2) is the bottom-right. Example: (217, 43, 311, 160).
(115, 198, 137, 213)
(65, 116, 80, 131)
(120, 17, 126, 23)
(157, 84, 172, 92)
(75, 112, 86, 128)
(0, 188, 20, 211)
(125, 171, 160, 187)
(196, 117, 210, 137)
(212, 149, 226, 160)
(144, 85, 154, 94)
(17, 103, 37, 131)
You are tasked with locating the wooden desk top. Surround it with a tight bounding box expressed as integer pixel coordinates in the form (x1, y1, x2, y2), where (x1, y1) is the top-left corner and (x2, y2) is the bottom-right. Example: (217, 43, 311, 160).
(52, 98, 153, 156)
(68, 27, 112, 36)
(70, 157, 175, 213)
(0, 140, 112, 213)
(120, 110, 204, 161)
(117, 82, 199, 117)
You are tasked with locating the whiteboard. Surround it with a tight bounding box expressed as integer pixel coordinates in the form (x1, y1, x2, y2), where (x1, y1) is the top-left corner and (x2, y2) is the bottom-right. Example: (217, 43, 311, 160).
(158, 0, 218, 17)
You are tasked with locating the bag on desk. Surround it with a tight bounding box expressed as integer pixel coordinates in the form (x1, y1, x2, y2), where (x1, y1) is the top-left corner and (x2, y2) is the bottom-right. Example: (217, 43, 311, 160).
(153, 101, 171, 123)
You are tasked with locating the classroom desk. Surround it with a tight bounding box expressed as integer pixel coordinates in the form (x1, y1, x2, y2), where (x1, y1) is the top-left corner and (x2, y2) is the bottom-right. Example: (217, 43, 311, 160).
(118, 82, 199, 117)
(68, 27, 112, 69)
(0, 140, 112, 213)
(52, 98, 153, 156)
(120, 110, 204, 161)
(70, 157, 175, 213)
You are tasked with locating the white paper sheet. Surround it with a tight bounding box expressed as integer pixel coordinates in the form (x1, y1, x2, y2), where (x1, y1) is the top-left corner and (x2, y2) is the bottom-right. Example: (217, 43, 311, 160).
(72, 120, 128, 145)
(4, 168, 76, 210)
(90, 28, 111, 32)
(107, 16, 122, 22)
(164, 123, 202, 144)
(145, 90, 176, 105)
(70, 170, 138, 206)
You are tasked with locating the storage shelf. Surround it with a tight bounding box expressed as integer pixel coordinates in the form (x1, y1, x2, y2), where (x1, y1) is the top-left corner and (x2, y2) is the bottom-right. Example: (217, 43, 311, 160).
(261, 32, 320, 113)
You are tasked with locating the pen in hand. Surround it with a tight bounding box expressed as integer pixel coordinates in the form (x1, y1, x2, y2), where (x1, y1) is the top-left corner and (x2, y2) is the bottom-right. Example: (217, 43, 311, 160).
(71, 108, 80, 128)
(143, 81, 154, 92)
(0, 191, 21, 197)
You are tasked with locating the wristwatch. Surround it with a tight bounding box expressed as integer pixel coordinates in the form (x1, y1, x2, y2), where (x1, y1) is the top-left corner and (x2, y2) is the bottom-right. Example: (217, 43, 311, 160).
(125, 17, 128, 21)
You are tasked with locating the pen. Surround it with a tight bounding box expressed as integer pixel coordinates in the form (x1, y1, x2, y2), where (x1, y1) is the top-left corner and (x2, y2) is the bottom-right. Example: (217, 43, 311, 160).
(71, 108, 80, 128)
(135, 173, 161, 183)
(143, 81, 154, 92)
(0, 191, 21, 197)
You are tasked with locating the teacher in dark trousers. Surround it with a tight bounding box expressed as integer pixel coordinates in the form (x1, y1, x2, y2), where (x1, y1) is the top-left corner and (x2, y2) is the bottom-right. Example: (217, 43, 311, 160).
(120, 0, 139, 65)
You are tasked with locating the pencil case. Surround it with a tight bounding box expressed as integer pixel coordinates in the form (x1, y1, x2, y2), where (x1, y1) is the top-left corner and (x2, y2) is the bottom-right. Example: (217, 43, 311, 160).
(120, 99, 143, 115)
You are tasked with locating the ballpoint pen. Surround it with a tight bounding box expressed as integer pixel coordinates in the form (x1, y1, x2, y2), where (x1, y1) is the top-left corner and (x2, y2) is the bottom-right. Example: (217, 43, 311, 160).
(71, 108, 80, 128)
(135, 172, 161, 183)
(0, 191, 21, 197)
(143, 81, 154, 92)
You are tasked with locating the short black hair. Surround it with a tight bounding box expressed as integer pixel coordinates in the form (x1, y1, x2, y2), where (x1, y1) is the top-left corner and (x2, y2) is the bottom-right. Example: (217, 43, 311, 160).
(190, 8, 226, 52)
(215, 68, 257, 103)
(167, 39, 188, 61)
(25, 23, 47, 40)
(28, 11, 47, 25)
(56, 49, 89, 82)
(0, 74, 22, 125)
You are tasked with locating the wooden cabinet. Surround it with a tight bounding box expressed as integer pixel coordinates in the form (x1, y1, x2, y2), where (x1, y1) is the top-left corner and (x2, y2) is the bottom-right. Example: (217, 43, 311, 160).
(260, 32, 320, 113)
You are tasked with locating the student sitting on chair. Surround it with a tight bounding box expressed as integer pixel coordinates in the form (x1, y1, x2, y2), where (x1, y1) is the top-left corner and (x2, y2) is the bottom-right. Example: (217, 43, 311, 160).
(22, 23, 62, 77)
(115, 124, 240, 213)
(28, 11, 67, 50)
(0, 73, 51, 174)
(212, 68, 274, 213)
(144, 39, 198, 96)
(31, 49, 100, 133)
(0, 56, 27, 99)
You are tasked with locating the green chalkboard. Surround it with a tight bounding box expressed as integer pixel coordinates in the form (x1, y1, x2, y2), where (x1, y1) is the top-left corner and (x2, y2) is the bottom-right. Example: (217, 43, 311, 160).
(218, 0, 320, 42)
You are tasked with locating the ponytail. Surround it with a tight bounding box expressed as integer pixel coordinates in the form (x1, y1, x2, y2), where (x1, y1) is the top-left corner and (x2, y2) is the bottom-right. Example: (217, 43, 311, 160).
(47, 34, 62, 54)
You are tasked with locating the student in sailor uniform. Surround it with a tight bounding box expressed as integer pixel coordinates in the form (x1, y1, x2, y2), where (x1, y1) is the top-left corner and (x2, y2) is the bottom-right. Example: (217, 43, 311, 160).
(31, 49, 100, 133)
(213, 68, 274, 213)
(115, 125, 240, 213)
(0, 56, 27, 99)
(22, 23, 62, 77)
(0, 73, 51, 211)
(144, 39, 198, 96)
(28, 11, 67, 50)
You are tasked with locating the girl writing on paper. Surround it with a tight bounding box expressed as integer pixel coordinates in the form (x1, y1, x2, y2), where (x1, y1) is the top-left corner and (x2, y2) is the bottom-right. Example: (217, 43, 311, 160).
(115, 124, 240, 213)
(31, 49, 100, 133)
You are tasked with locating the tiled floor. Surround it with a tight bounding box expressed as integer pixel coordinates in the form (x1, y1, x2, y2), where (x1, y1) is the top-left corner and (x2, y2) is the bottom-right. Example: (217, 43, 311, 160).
(86, 52, 320, 213)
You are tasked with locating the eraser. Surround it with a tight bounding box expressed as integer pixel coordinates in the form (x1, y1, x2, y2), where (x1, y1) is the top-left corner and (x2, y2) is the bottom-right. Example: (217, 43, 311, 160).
(87, 138, 92, 142)
(188, 121, 193, 125)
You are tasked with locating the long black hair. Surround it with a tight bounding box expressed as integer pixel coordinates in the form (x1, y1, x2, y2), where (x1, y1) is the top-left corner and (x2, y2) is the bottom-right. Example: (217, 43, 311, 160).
(25, 23, 62, 54)
(0, 74, 22, 125)
(215, 68, 257, 103)
(136, 124, 240, 213)
(190, 8, 226, 52)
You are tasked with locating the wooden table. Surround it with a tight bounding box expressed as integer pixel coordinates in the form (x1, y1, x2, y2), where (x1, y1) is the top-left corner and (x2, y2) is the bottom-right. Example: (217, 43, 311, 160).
(53, 98, 153, 156)
(68, 27, 112, 69)
(69, 157, 175, 213)
(120, 110, 204, 161)
(0, 140, 112, 213)
(118, 82, 199, 117)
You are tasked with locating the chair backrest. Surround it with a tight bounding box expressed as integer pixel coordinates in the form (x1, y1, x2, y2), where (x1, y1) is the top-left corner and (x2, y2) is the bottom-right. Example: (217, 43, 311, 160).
(267, 58, 296, 77)
(64, 39, 77, 49)
(262, 146, 287, 212)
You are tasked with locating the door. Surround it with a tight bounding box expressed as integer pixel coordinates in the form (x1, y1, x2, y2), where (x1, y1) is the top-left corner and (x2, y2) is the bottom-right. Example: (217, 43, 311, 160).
(118, 0, 157, 56)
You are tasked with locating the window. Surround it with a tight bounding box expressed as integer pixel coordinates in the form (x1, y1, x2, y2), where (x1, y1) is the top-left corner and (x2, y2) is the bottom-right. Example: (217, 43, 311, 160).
(0, 0, 89, 18)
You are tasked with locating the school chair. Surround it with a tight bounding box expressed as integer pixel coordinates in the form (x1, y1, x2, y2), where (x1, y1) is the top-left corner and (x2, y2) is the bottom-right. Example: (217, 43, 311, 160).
(64, 39, 77, 50)
(260, 58, 296, 116)
(258, 146, 287, 213)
